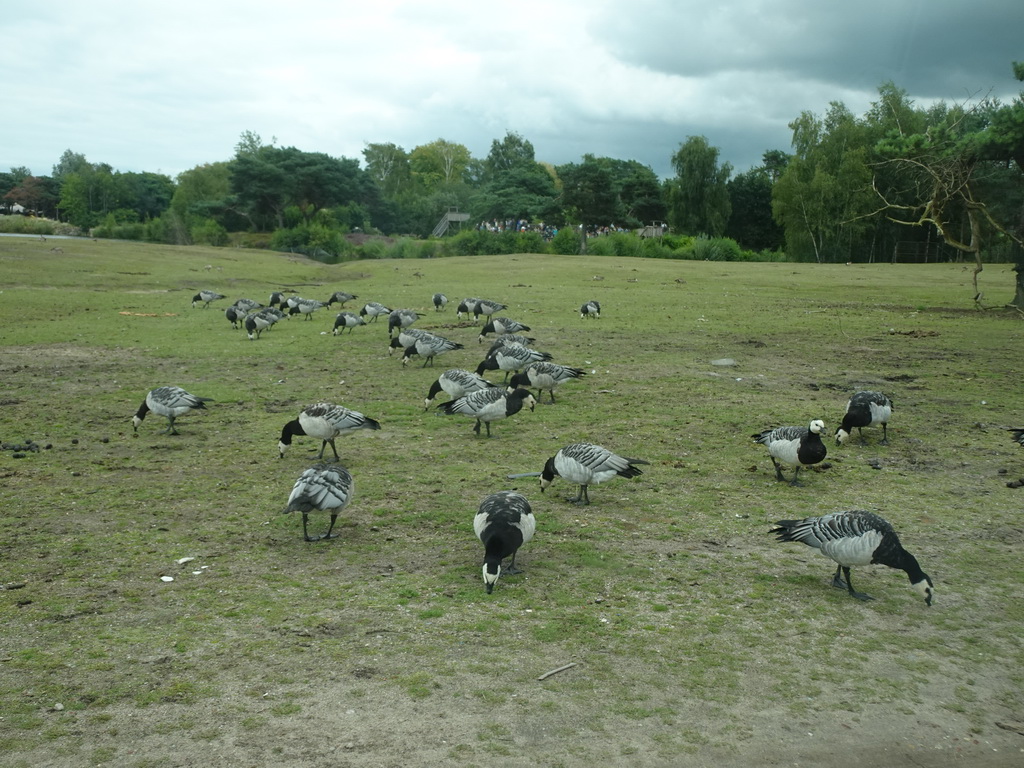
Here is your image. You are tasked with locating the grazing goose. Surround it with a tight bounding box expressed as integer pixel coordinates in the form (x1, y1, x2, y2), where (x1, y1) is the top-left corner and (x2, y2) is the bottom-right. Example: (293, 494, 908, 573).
(474, 491, 536, 593)
(540, 442, 649, 505)
(752, 419, 827, 485)
(269, 291, 286, 308)
(457, 298, 482, 320)
(387, 308, 419, 337)
(486, 334, 536, 354)
(233, 298, 263, 313)
(332, 311, 366, 335)
(360, 301, 392, 323)
(133, 386, 213, 435)
(244, 308, 284, 340)
(478, 317, 531, 343)
(388, 327, 431, 355)
(423, 369, 496, 410)
(432, 292, 448, 311)
(836, 391, 893, 445)
(402, 332, 464, 367)
(278, 403, 382, 460)
(580, 300, 601, 319)
(191, 290, 225, 308)
(770, 510, 934, 605)
(473, 299, 507, 323)
(288, 299, 327, 320)
(325, 291, 357, 308)
(1009, 428, 1024, 448)
(508, 362, 586, 403)
(284, 462, 354, 542)
(437, 387, 536, 437)
(225, 305, 245, 329)
(476, 343, 553, 382)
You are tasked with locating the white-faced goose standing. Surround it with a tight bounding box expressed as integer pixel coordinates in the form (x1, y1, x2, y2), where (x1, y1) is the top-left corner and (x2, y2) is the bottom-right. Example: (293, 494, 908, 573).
(507, 362, 586, 403)
(473, 299, 507, 323)
(288, 299, 326, 320)
(580, 300, 601, 319)
(474, 491, 536, 593)
(325, 291, 358, 308)
(333, 311, 366, 335)
(283, 462, 354, 542)
(770, 509, 934, 605)
(456, 298, 481, 320)
(402, 332, 464, 367)
(278, 403, 382, 460)
(233, 298, 263, 314)
(359, 302, 392, 322)
(133, 386, 213, 435)
(836, 391, 893, 445)
(752, 419, 827, 485)
(432, 292, 448, 311)
(191, 290, 225, 308)
(478, 317, 531, 343)
(476, 343, 552, 383)
(388, 309, 419, 337)
(437, 387, 536, 437)
(539, 442, 648, 504)
(423, 369, 496, 410)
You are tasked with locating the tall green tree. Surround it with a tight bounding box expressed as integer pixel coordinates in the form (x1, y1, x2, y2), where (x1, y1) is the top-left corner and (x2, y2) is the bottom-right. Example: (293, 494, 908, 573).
(666, 136, 732, 237)
(409, 139, 472, 191)
(772, 104, 873, 262)
(363, 142, 410, 198)
(470, 132, 559, 223)
(726, 153, 786, 251)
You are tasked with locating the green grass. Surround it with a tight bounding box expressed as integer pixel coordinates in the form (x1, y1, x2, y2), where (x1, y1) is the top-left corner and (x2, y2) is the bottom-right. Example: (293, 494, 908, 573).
(1, 235, 1023, 765)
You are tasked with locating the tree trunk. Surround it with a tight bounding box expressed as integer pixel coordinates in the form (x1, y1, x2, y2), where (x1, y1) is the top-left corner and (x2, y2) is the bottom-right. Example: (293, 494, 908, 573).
(1010, 262, 1024, 310)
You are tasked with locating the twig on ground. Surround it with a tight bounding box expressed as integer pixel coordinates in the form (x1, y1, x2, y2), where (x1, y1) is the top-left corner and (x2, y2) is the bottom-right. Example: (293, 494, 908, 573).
(537, 662, 577, 681)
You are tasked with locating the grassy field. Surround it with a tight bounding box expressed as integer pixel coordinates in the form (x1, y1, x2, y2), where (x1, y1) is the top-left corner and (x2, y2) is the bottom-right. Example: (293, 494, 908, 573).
(1, 235, 1023, 767)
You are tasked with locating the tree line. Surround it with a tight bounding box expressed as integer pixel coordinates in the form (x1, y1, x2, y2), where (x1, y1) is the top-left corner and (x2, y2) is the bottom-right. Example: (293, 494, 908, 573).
(2, 69, 1022, 302)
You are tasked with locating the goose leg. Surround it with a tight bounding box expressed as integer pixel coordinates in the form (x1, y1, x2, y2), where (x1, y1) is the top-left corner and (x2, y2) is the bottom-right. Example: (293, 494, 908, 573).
(505, 552, 524, 575)
(831, 565, 847, 590)
(841, 566, 874, 601)
(322, 513, 339, 540)
(769, 456, 786, 482)
(165, 417, 179, 435)
(788, 466, 803, 486)
(880, 424, 889, 445)
(326, 439, 340, 461)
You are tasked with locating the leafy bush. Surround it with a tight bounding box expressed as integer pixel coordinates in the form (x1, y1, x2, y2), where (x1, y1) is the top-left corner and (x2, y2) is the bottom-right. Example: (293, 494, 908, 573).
(191, 218, 229, 246)
(0, 215, 56, 235)
(549, 227, 581, 255)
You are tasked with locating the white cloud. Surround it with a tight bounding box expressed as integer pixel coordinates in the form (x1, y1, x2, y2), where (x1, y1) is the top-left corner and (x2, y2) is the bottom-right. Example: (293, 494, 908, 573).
(1, 0, 1020, 179)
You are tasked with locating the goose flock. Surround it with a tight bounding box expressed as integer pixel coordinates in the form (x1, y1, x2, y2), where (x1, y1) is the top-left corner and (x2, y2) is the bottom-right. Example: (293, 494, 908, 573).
(170, 284, 979, 603)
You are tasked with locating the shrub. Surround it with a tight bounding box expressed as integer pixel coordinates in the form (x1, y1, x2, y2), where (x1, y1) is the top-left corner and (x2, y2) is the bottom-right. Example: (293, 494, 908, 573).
(549, 227, 581, 255)
(191, 218, 229, 246)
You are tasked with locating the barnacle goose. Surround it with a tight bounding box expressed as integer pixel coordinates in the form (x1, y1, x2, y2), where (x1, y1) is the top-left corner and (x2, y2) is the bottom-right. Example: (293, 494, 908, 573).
(752, 419, 827, 485)
(540, 442, 649, 505)
(770, 510, 934, 605)
(456, 298, 482, 320)
(478, 317, 531, 343)
(401, 332, 464, 367)
(225, 305, 245, 329)
(486, 334, 537, 354)
(133, 386, 213, 435)
(191, 290, 225, 308)
(508, 362, 586, 403)
(244, 313, 271, 340)
(388, 327, 432, 355)
(288, 299, 327, 320)
(359, 301, 392, 322)
(332, 311, 366, 335)
(388, 309, 419, 337)
(284, 462, 354, 542)
(278, 403, 382, 460)
(269, 291, 286, 308)
(432, 292, 448, 311)
(423, 369, 496, 410)
(836, 391, 893, 445)
(474, 491, 536, 593)
(1009, 428, 1024, 448)
(325, 291, 358, 308)
(437, 387, 537, 437)
(473, 299, 507, 323)
(233, 298, 263, 313)
(476, 343, 553, 382)
(580, 300, 601, 319)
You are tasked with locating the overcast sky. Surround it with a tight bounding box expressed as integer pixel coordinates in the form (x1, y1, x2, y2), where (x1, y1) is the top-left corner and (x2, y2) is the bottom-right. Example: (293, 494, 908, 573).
(2, 0, 1021, 181)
